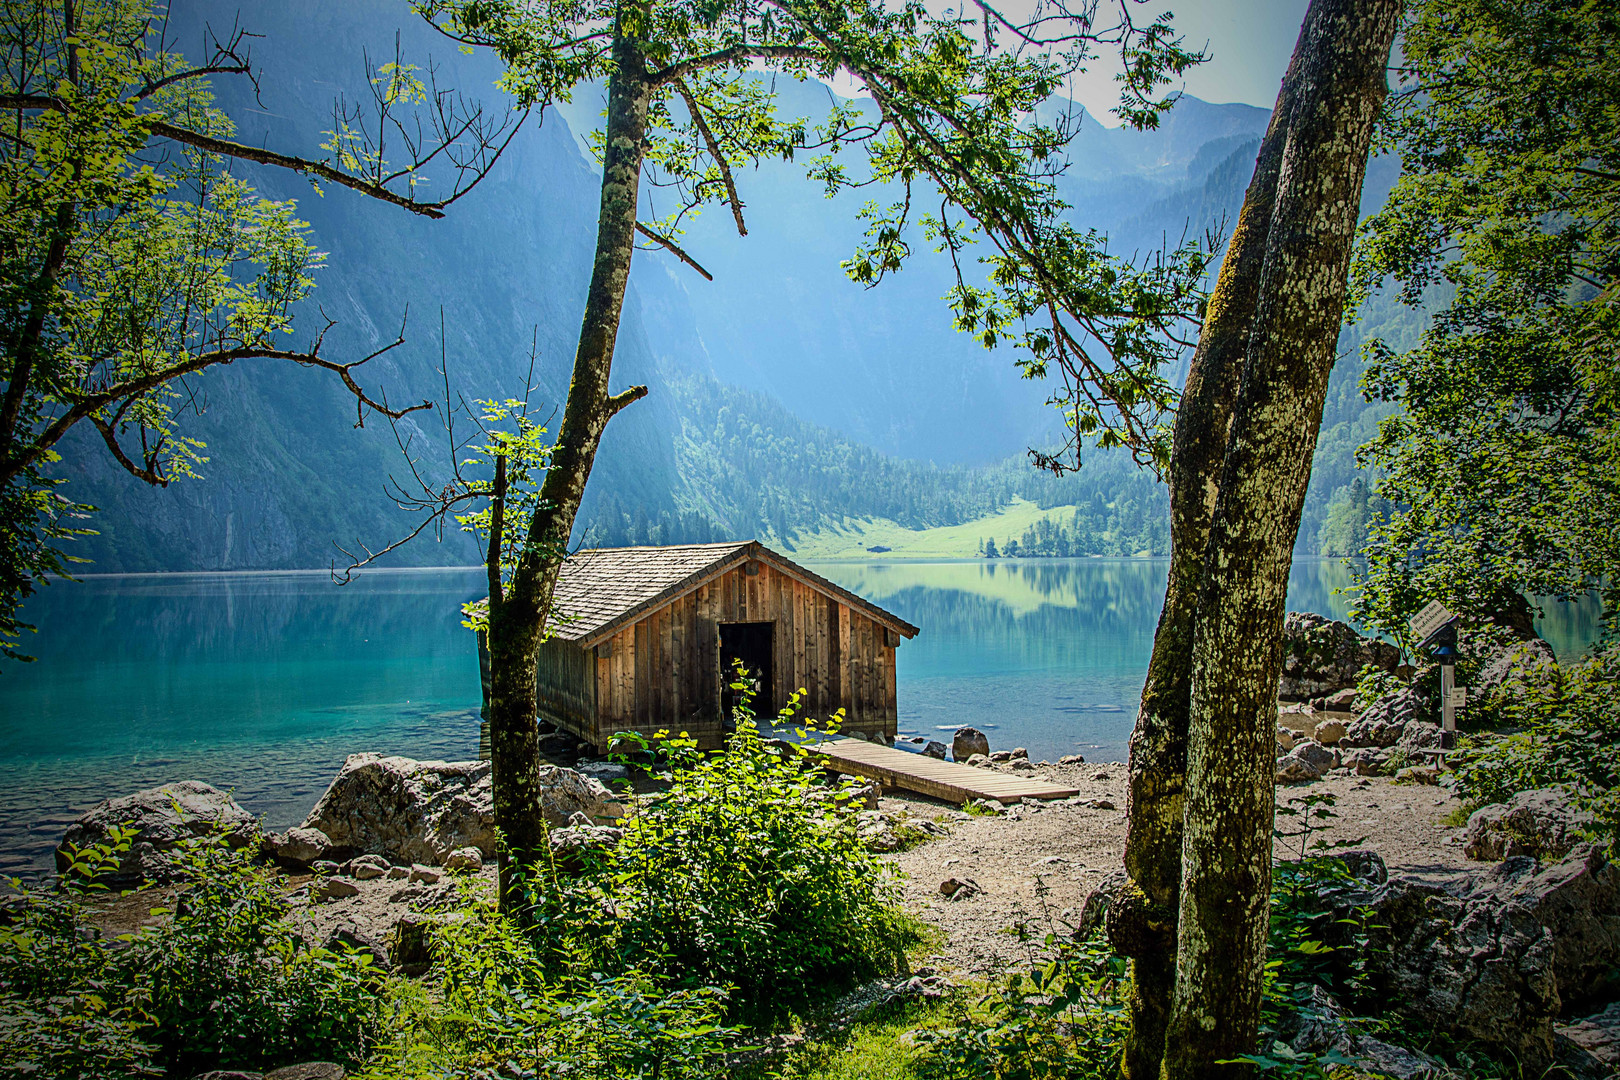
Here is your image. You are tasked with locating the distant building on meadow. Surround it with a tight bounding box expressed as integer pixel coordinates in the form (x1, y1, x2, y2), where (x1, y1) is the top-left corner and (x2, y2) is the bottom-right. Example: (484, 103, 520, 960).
(487, 541, 918, 751)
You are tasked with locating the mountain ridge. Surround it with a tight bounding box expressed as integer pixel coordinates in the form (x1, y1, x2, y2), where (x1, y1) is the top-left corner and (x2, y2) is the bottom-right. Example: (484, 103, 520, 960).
(40, 0, 1403, 576)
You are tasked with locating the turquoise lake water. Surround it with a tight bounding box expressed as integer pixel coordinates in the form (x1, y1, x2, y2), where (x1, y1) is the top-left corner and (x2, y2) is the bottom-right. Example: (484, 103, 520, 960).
(0, 559, 1598, 873)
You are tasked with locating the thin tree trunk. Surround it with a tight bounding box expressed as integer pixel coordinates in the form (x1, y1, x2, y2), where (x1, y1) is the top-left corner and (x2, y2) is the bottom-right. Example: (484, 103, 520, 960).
(1109, 27, 1306, 1077)
(484, 19, 651, 915)
(1162, 2, 1400, 1074)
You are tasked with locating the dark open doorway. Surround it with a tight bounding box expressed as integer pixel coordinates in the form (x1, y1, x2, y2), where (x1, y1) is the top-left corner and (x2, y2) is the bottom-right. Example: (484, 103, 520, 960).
(720, 621, 774, 720)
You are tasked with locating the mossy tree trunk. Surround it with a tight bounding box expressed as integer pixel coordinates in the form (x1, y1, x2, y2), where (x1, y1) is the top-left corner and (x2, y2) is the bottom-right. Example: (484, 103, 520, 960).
(1111, 0, 1401, 1073)
(484, 20, 651, 916)
(1159, 1, 1401, 1075)
(1109, 30, 1306, 1079)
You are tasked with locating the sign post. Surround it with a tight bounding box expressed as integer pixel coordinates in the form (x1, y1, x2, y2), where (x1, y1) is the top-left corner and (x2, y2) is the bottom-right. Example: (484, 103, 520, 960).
(1410, 601, 1461, 749)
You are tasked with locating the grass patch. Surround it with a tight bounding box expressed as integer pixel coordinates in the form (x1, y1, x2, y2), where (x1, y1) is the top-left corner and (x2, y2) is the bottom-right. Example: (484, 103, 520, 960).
(765, 998, 949, 1080)
(787, 498, 1087, 560)
(1440, 802, 1477, 828)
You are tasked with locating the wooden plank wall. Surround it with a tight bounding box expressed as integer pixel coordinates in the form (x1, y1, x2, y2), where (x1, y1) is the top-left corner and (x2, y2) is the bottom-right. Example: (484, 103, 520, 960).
(535, 639, 595, 739)
(586, 560, 899, 748)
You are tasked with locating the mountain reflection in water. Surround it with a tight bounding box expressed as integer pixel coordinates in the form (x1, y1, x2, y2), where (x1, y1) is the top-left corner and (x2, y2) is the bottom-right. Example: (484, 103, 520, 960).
(810, 558, 1358, 765)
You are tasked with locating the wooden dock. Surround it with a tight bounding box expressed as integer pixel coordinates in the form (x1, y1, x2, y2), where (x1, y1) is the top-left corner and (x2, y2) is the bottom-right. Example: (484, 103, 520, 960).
(811, 738, 1080, 804)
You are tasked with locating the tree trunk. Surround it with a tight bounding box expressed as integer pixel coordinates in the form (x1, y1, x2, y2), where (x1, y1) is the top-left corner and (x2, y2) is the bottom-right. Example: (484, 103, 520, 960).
(1161, 1, 1400, 1075)
(484, 19, 652, 916)
(1109, 27, 1306, 1078)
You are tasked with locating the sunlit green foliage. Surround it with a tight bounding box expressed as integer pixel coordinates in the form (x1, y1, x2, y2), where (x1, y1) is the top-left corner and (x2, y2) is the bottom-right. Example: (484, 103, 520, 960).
(1349, 0, 1620, 638)
(509, 681, 913, 1026)
(0, 0, 322, 657)
(0, 830, 383, 1079)
(916, 928, 1128, 1080)
(420, 0, 1212, 474)
(362, 908, 737, 1079)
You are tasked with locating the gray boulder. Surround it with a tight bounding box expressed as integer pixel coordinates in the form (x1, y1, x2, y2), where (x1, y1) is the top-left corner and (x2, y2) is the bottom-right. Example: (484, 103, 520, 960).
(444, 846, 484, 872)
(1343, 688, 1431, 748)
(1559, 1001, 1620, 1072)
(311, 877, 359, 901)
(347, 854, 391, 880)
(1311, 719, 1348, 746)
(1293, 740, 1338, 772)
(264, 1066, 345, 1080)
(1324, 687, 1358, 712)
(1338, 844, 1620, 1070)
(1078, 869, 1129, 941)
(265, 826, 332, 866)
(1464, 788, 1594, 862)
(56, 781, 260, 888)
(1477, 637, 1557, 695)
(575, 760, 630, 784)
(1396, 720, 1443, 750)
(1341, 748, 1386, 776)
(843, 779, 882, 809)
(1279, 985, 1447, 1080)
(952, 727, 991, 761)
(1278, 611, 1400, 700)
(548, 817, 624, 873)
(1276, 740, 1337, 783)
(922, 740, 948, 760)
(303, 754, 622, 867)
(324, 923, 391, 971)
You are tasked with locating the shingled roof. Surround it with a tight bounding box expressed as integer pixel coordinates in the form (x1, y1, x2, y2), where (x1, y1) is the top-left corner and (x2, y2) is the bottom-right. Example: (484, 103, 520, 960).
(547, 540, 919, 646)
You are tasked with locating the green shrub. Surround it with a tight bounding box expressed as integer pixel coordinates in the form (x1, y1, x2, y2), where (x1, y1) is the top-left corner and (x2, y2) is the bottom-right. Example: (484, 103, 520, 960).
(914, 927, 1128, 1080)
(1448, 640, 1620, 849)
(0, 829, 158, 1079)
(360, 902, 737, 1080)
(0, 828, 384, 1079)
(526, 683, 913, 1026)
(117, 836, 385, 1074)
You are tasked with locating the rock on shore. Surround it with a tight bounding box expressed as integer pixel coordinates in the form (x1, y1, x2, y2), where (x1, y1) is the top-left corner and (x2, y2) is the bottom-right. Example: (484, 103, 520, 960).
(55, 780, 260, 888)
(1325, 844, 1620, 1071)
(1279, 612, 1399, 700)
(302, 754, 624, 866)
(1464, 788, 1594, 862)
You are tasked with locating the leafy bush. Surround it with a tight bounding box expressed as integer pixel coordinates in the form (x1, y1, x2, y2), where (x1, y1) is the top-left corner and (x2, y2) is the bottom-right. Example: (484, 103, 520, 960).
(0, 829, 157, 1079)
(1448, 641, 1620, 849)
(0, 828, 384, 1079)
(361, 903, 737, 1080)
(117, 835, 385, 1074)
(914, 925, 1127, 1080)
(521, 682, 913, 1026)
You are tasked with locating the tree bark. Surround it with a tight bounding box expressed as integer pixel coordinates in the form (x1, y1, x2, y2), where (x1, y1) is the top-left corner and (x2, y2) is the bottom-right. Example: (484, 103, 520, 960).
(483, 17, 652, 915)
(1162, 1, 1400, 1075)
(1109, 26, 1306, 1079)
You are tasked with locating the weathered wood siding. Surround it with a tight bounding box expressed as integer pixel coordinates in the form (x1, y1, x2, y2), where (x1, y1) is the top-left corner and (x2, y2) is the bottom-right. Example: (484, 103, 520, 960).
(535, 638, 596, 740)
(585, 560, 898, 748)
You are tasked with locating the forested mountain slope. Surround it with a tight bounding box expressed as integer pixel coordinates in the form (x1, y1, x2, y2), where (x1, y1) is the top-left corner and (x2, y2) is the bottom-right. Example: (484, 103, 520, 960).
(47, 0, 1404, 573)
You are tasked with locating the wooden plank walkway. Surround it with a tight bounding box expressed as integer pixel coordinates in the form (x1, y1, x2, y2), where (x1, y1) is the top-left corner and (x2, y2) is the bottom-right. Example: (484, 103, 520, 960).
(811, 738, 1079, 804)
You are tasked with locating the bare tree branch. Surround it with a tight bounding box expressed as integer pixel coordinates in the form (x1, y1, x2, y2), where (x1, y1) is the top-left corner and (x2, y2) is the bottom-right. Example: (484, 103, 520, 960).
(1, 332, 431, 486)
(675, 77, 747, 237)
(634, 221, 713, 279)
(650, 44, 820, 86)
(147, 119, 454, 218)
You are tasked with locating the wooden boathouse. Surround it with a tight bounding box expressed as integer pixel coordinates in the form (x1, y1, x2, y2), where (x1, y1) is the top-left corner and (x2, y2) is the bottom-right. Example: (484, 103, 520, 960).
(521, 541, 919, 750)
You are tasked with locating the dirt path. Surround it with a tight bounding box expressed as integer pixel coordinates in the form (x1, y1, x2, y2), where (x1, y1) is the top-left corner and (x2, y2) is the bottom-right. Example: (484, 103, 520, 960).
(879, 759, 1473, 978)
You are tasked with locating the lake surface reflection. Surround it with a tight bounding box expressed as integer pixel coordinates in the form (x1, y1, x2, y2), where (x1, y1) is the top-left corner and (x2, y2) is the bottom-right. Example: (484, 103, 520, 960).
(809, 558, 1360, 764)
(0, 558, 1595, 872)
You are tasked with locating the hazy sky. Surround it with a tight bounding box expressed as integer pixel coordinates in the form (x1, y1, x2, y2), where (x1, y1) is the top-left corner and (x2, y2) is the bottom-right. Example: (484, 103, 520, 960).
(826, 1, 1313, 123)
(1062, 0, 1311, 122)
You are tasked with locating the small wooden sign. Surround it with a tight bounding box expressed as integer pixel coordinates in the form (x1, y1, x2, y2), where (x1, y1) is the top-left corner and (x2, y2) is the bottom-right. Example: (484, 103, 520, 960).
(1409, 599, 1455, 642)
